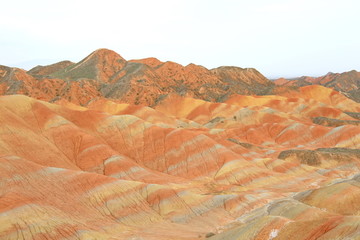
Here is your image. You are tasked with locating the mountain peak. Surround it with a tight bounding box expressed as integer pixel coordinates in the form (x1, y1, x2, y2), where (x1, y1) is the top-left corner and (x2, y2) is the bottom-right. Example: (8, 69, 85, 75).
(89, 48, 125, 60)
(129, 57, 163, 68)
(51, 48, 127, 82)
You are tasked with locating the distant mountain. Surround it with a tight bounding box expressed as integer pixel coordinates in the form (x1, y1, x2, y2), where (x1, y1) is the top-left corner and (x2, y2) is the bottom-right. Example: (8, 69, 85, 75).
(1, 48, 358, 105)
(274, 70, 360, 102)
(1, 48, 274, 106)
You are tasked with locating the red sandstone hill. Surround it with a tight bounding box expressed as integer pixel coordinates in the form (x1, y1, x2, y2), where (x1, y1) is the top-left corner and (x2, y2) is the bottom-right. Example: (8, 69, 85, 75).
(274, 70, 360, 102)
(0, 92, 359, 239)
(1, 48, 274, 106)
(0, 49, 360, 239)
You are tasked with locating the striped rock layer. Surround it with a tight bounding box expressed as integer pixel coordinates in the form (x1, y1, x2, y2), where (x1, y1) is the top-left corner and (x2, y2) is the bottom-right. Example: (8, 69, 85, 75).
(0, 85, 359, 240)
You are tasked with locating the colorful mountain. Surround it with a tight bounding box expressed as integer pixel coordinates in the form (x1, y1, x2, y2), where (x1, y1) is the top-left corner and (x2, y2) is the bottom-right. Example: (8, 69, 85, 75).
(1, 48, 274, 106)
(0, 49, 359, 239)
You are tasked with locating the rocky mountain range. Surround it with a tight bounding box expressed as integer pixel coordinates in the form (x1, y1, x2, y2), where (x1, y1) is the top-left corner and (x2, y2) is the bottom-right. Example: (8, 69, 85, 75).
(0, 49, 274, 106)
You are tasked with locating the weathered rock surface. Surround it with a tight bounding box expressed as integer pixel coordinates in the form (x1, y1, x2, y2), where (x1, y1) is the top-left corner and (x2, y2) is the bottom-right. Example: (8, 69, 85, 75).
(313, 116, 360, 127)
(0, 49, 359, 239)
(0, 92, 359, 239)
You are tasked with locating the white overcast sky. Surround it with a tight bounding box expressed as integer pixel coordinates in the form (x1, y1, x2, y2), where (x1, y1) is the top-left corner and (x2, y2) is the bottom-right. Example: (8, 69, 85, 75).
(1, 0, 359, 78)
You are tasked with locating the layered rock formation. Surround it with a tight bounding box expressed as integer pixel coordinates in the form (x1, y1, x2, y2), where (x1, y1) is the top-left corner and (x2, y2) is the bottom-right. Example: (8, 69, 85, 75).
(0, 49, 359, 239)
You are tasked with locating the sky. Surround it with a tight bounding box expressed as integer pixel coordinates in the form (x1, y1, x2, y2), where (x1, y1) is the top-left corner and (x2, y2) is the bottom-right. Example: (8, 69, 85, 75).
(0, 0, 359, 78)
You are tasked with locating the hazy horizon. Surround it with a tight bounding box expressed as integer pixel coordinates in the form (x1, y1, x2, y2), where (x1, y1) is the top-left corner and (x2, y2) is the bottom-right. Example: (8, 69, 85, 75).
(1, 0, 359, 79)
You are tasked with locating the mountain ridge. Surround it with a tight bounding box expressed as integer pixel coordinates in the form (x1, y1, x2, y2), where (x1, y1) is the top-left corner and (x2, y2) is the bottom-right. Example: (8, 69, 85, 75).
(2, 48, 358, 106)
(274, 70, 360, 102)
(1, 48, 276, 106)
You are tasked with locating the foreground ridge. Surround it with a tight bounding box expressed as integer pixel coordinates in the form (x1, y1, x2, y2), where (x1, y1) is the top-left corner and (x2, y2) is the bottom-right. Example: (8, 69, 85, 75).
(0, 89, 359, 239)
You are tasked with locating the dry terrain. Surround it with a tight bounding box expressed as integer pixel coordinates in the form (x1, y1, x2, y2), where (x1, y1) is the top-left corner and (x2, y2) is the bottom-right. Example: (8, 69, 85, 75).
(0, 49, 359, 239)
